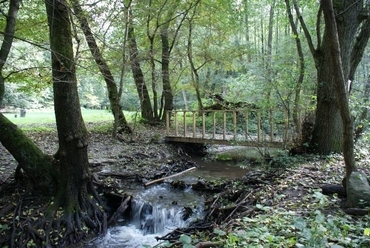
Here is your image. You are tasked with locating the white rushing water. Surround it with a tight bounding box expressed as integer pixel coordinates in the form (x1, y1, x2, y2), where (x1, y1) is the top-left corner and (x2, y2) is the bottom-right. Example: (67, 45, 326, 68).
(86, 185, 204, 248)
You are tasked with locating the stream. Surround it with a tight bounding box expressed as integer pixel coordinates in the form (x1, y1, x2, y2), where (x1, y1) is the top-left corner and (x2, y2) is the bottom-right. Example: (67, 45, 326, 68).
(84, 155, 252, 247)
(85, 185, 204, 248)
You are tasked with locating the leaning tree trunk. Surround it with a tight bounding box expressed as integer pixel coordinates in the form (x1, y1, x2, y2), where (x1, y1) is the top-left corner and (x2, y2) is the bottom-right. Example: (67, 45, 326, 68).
(187, 11, 203, 111)
(72, 1, 132, 134)
(0, 114, 55, 194)
(285, 0, 305, 138)
(127, 22, 154, 122)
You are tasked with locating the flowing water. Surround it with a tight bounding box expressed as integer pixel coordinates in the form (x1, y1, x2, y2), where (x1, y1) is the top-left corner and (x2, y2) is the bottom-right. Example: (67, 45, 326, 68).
(84, 185, 204, 248)
(83, 152, 252, 247)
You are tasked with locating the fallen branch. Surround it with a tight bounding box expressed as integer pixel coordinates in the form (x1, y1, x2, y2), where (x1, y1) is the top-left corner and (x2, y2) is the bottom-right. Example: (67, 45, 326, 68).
(195, 241, 221, 248)
(224, 191, 253, 223)
(145, 167, 197, 187)
(108, 195, 131, 226)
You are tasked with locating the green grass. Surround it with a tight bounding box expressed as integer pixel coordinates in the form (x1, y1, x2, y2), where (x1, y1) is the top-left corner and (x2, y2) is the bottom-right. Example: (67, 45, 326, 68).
(3, 109, 114, 125)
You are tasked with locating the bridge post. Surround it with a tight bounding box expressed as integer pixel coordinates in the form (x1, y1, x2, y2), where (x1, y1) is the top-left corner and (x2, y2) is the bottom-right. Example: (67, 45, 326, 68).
(183, 111, 187, 137)
(202, 111, 205, 138)
(174, 111, 178, 136)
(233, 111, 237, 140)
(192, 111, 196, 138)
(213, 111, 216, 139)
(245, 110, 249, 140)
(223, 111, 226, 140)
(257, 111, 261, 142)
(166, 111, 170, 136)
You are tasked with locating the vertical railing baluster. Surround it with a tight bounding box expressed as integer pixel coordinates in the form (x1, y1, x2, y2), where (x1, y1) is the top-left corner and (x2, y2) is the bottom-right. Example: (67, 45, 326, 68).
(166, 110, 170, 136)
(223, 111, 226, 140)
(257, 111, 261, 142)
(192, 111, 196, 138)
(183, 111, 187, 137)
(213, 111, 216, 138)
(174, 111, 178, 136)
(245, 110, 249, 140)
(202, 111, 205, 138)
(233, 110, 237, 140)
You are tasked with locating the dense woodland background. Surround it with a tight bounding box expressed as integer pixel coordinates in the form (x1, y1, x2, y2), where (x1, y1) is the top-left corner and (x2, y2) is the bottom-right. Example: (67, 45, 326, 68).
(2, 0, 370, 150)
(1, 0, 370, 247)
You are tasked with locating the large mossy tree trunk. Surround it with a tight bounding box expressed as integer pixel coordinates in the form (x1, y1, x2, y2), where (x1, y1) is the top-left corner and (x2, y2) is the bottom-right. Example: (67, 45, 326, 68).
(321, 0, 357, 181)
(41, 0, 107, 245)
(293, 0, 370, 154)
(0, 114, 55, 193)
(311, 1, 360, 154)
(311, 45, 343, 153)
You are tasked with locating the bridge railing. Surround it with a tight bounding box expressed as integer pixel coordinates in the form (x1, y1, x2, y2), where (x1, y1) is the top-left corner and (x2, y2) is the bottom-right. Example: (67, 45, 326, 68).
(165, 109, 300, 147)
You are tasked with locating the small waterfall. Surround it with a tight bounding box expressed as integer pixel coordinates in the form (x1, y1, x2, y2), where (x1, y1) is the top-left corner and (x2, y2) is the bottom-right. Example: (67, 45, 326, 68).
(131, 200, 189, 235)
(88, 185, 204, 248)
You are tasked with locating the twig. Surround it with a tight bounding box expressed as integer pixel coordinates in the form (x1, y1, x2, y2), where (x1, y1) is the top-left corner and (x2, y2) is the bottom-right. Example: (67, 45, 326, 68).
(145, 167, 196, 186)
(224, 191, 253, 223)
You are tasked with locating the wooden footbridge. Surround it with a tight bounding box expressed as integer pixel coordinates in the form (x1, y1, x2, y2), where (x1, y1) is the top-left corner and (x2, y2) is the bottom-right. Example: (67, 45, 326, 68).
(165, 109, 300, 148)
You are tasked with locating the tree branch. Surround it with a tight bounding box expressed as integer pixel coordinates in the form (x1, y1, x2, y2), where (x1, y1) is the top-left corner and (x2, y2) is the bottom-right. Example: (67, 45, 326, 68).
(292, 0, 317, 57)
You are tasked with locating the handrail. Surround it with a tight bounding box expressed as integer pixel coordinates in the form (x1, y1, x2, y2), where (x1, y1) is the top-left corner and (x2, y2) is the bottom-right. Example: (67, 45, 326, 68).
(165, 109, 298, 147)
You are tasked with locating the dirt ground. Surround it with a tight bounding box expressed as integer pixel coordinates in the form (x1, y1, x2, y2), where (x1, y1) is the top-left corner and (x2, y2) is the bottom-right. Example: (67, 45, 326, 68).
(1, 123, 370, 247)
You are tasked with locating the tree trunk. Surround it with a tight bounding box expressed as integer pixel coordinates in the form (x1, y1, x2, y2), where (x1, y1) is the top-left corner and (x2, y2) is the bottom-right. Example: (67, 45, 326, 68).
(187, 9, 203, 111)
(321, 0, 356, 176)
(312, 46, 343, 153)
(72, 1, 132, 134)
(161, 24, 174, 120)
(146, 1, 160, 121)
(0, 114, 55, 193)
(43, 0, 107, 245)
(293, 0, 370, 154)
(127, 21, 154, 122)
(285, 0, 305, 138)
(0, 0, 20, 108)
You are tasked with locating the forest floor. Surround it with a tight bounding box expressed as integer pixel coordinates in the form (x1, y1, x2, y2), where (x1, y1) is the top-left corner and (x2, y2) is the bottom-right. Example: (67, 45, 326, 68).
(1, 122, 370, 247)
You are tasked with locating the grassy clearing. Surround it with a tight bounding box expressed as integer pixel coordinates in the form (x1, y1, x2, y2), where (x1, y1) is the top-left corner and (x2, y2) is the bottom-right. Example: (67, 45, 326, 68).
(2, 109, 114, 125)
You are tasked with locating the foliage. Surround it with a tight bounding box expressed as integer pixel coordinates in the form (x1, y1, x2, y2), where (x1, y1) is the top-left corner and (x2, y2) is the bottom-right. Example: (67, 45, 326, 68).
(211, 201, 370, 247)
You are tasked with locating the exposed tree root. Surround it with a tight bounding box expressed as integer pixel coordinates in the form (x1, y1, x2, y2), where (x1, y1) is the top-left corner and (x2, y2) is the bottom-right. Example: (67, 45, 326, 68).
(9, 180, 110, 247)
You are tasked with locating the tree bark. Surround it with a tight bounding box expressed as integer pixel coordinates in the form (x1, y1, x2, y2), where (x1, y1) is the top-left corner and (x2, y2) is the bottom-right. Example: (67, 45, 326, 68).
(72, 1, 132, 134)
(146, 0, 160, 120)
(0, 114, 55, 194)
(0, 0, 20, 107)
(44, 0, 107, 245)
(161, 22, 174, 120)
(321, 0, 356, 178)
(187, 7, 204, 111)
(285, 0, 305, 138)
(127, 21, 154, 122)
(293, 0, 370, 154)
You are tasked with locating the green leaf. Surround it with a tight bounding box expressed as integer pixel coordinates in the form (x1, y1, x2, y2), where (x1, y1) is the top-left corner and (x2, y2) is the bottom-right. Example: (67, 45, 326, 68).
(213, 228, 226, 236)
(179, 234, 192, 244)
